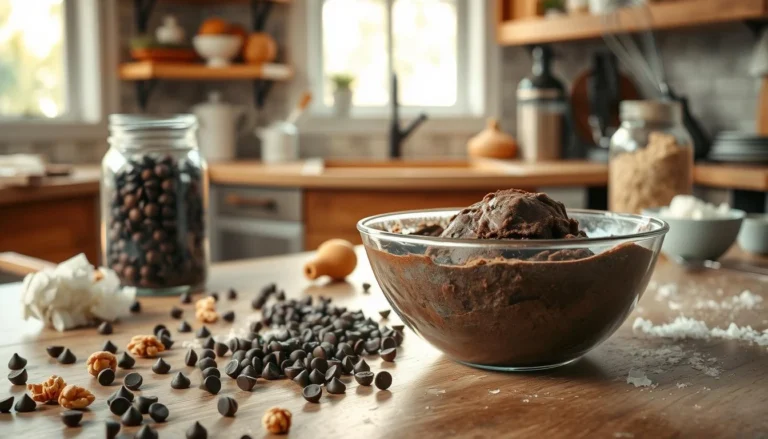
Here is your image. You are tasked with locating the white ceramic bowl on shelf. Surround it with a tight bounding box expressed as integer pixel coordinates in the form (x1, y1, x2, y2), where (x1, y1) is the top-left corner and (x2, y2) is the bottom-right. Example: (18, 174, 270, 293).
(192, 35, 242, 67)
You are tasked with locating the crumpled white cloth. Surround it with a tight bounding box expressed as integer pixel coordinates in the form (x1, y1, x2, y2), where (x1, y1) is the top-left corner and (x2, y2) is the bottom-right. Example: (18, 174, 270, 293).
(21, 254, 136, 332)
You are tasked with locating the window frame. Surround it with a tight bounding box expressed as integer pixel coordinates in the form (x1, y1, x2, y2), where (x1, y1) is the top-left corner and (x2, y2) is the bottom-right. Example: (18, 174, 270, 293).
(0, 0, 118, 142)
(304, 0, 490, 122)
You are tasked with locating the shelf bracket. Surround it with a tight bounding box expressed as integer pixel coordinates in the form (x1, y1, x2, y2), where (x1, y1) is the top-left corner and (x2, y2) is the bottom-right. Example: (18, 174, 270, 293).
(250, 0, 274, 32)
(135, 79, 158, 112)
(253, 80, 273, 109)
(134, 0, 158, 34)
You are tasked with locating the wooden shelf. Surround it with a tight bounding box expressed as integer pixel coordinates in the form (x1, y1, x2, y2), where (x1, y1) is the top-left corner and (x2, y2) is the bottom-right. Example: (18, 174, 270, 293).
(159, 0, 289, 4)
(119, 62, 293, 81)
(497, 0, 767, 46)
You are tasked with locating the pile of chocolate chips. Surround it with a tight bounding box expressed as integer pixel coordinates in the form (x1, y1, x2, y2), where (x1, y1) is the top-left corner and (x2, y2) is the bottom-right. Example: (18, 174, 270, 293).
(105, 154, 206, 289)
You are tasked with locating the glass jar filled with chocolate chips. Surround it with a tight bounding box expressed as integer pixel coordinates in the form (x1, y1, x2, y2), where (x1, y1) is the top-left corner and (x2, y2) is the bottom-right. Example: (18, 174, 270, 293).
(101, 114, 208, 295)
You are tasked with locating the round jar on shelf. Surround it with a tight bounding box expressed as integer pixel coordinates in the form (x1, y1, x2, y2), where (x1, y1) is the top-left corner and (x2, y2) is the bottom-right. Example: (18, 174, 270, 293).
(101, 114, 208, 296)
(609, 100, 693, 214)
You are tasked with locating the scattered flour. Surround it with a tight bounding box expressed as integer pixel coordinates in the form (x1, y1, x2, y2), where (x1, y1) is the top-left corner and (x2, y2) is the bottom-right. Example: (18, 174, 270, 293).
(627, 369, 653, 387)
(633, 316, 768, 347)
(676, 382, 691, 389)
(654, 283, 679, 302)
(427, 388, 446, 396)
(688, 353, 722, 378)
(694, 290, 763, 311)
(488, 389, 500, 395)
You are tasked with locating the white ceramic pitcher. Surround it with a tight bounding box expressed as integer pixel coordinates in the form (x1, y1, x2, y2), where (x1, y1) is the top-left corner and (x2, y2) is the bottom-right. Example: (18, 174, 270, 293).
(192, 91, 251, 162)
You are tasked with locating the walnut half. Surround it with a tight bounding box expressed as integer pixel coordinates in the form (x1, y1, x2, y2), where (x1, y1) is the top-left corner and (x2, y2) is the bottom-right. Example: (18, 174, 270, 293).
(28, 375, 67, 403)
(86, 351, 117, 376)
(58, 384, 95, 409)
(262, 407, 292, 434)
(126, 335, 165, 358)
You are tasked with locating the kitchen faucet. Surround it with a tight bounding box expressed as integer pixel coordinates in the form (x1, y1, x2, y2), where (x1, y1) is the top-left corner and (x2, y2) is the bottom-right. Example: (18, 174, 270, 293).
(389, 73, 428, 158)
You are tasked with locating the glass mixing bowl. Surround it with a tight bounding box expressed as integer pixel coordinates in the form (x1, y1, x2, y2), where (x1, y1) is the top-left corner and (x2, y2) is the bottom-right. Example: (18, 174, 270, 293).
(358, 209, 668, 372)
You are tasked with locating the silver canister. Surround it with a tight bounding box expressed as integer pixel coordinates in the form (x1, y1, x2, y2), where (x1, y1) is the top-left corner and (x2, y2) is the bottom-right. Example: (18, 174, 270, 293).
(516, 88, 566, 162)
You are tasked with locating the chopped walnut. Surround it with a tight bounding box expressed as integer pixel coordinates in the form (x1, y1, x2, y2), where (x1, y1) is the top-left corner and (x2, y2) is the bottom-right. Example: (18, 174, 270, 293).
(58, 384, 95, 409)
(195, 296, 218, 323)
(262, 407, 292, 434)
(195, 308, 218, 323)
(86, 351, 117, 376)
(28, 375, 67, 403)
(126, 335, 165, 358)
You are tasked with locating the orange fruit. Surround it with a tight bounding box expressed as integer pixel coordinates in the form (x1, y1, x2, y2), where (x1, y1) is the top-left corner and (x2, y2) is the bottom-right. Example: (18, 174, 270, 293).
(244, 32, 277, 64)
(198, 17, 229, 35)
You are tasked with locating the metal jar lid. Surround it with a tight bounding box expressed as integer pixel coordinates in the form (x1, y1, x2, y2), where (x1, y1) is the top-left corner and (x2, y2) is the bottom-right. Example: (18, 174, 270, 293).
(620, 100, 681, 123)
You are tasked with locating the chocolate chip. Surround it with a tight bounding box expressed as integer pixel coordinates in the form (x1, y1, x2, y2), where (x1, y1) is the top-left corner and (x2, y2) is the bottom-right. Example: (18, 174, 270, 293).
(300, 384, 321, 403)
(202, 337, 215, 350)
(309, 369, 325, 385)
(236, 375, 257, 391)
(98, 368, 116, 386)
(102, 340, 118, 354)
(250, 321, 263, 333)
(374, 371, 392, 390)
(8, 353, 26, 370)
(200, 349, 216, 360)
(326, 377, 346, 394)
(354, 371, 374, 386)
(293, 369, 310, 387)
(261, 362, 280, 380)
(58, 348, 77, 364)
(14, 394, 35, 412)
(124, 372, 143, 391)
(186, 422, 208, 439)
(171, 372, 191, 389)
(251, 296, 266, 310)
(46, 346, 64, 358)
(312, 346, 327, 360)
(109, 397, 131, 415)
(310, 357, 328, 374)
(178, 320, 192, 332)
(364, 339, 380, 354)
(152, 358, 171, 374)
(380, 347, 397, 362)
(180, 292, 192, 304)
(341, 356, 355, 374)
(227, 288, 237, 300)
(184, 349, 198, 367)
(379, 310, 391, 319)
(196, 326, 210, 338)
(222, 311, 235, 322)
(202, 367, 220, 380)
(208, 292, 219, 301)
(362, 282, 371, 292)
(115, 385, 136, 402)
(353, 359, 370, 373)
(214, 342, 229, 357)
(325, 365, 342, 382)
(129, 301, 141, 313)
(217, 396, 238, 417)
(381, 337, 397, 350)
(98, 321, 113, 335)
(224, 360, 242, 379)
(197, 358, 217, 371)
(121, 405, 143, 426)
(106, 420, 121, 439)
(153, 324, 168, 336)
(136, 395, 158, 414)
(240, 364, 257, 378)
(118, 352, 135, 369)
(203, 375, 221, 394)
(0, 396, 13, 413)
(61, 409, 83, 427)
(160, 336, 174, 350)
(148, 402, 169, 422)
(284, 366, 302, 380)
(8, 369, 27, 385)
(170, 307, 183, 319)
(392, 324, 405, 332)
(135, 425, 158, 439)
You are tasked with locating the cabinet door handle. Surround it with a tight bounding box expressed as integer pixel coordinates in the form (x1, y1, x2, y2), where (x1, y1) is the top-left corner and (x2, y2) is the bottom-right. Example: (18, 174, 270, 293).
(224, 194, 277, 211)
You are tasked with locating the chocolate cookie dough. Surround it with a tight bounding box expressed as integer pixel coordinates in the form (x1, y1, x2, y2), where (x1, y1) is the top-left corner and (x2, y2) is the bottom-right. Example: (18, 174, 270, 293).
(367, 189, 655, 368)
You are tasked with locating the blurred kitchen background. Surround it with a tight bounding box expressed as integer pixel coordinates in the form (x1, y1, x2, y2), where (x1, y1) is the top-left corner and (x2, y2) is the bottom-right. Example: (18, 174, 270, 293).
(1, 0, 767, 266)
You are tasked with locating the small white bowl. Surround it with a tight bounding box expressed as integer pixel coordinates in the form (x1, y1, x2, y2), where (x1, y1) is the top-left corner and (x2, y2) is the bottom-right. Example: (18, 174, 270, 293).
(738, 214, 768, 255)
(193, 35, 242, 67)
(643, 208, 745, 262)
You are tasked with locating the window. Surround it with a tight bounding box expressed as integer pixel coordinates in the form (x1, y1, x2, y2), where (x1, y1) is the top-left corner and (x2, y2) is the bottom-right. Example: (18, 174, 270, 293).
(0, 0, 116, 141)
(308, 0, 490, 119)
(0, 0, 66, 118)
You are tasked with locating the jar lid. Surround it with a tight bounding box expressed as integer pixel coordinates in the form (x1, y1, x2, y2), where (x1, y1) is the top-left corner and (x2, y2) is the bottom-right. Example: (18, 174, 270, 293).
(620, 100, 681, 123)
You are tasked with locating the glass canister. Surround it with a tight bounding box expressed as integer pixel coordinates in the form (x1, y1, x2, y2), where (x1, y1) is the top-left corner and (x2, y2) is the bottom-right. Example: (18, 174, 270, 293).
(101, 114, 209, 295)
(609, 100, 693, 214)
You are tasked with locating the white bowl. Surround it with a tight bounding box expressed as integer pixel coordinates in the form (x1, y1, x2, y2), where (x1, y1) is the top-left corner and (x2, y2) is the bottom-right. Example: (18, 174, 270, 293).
(643, 208, 745, 262)
(738, 214, 768, 255)
(193, 35, 242, 67)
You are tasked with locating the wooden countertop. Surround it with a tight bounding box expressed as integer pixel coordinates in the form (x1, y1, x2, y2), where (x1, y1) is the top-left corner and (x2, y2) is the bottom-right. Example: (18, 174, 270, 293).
(209, 159, 768, 192)
(0, 166, 100, 207)
(0, 247, 766, 437)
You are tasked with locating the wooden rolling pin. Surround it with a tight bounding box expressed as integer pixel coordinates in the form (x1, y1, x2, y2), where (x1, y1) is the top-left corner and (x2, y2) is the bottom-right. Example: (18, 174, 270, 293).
(0, 252, 55, 277)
